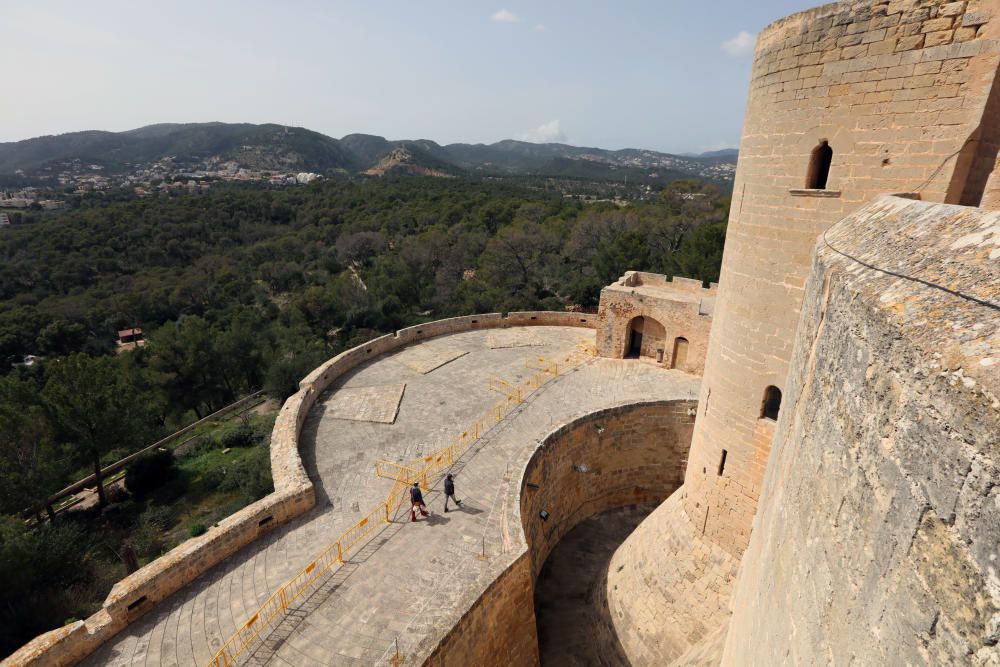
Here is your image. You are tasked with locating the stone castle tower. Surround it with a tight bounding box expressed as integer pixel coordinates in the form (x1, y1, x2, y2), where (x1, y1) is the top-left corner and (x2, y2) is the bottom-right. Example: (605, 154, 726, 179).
(9, 2, 998, 666)
(606, 0, 1000, 663)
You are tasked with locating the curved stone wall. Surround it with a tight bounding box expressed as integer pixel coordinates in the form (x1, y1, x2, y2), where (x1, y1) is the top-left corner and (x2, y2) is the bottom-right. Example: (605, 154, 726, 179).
(685, 0, 1000, 563)
(4, 311, 597, 667)
(518, 402, 696, 578)
(643, 1, 1000, 660)
(722, 198, 1000, 663)
(604, 490, 740, 665)
(424, 400, 698, 666)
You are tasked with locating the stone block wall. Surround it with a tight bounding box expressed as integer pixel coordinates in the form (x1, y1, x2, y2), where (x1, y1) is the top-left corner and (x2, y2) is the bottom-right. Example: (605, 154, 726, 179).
(519, 401, 697, 578)
(4, 312, 598, 667)
(424, 400, 698, 666)
(596, 272, 715, 374)
(422, 556, 540, 667)
(722, 197, 1000, 663)
(604, 491, 740, 665)
(682, 0, 1000, 570)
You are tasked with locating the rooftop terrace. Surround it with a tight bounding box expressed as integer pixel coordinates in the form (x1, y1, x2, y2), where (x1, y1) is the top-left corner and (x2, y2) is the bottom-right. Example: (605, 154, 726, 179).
(82, 325, 699, 666)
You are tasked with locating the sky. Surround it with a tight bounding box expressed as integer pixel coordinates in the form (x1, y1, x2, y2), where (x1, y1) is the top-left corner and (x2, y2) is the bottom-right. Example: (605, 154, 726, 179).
(0, 1, 818, 153)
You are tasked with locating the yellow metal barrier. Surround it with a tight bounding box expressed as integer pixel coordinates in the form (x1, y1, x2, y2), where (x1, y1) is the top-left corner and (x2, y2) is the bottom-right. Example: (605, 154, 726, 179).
(208, 341, 594, 666)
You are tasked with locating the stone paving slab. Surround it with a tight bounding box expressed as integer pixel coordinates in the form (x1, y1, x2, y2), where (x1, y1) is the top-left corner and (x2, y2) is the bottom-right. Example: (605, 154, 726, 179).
(486, 328, 542, 349)
(80, 327, 698, 667)
(392, 344, 468, 374)
(324, 384, 406, 424)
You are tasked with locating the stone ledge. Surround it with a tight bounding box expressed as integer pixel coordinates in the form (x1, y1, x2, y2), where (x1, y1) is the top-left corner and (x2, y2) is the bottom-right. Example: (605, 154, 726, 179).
(789, 188, 843, 197)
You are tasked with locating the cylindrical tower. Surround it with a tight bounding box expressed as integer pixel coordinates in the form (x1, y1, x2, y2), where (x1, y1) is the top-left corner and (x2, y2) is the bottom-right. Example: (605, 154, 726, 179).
(683, 0, 1000, 560)
(606, 0, 1000, 662)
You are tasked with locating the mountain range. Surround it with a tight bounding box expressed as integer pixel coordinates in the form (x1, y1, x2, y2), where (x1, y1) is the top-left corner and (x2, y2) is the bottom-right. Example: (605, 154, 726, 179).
(0, 122, 737, 186)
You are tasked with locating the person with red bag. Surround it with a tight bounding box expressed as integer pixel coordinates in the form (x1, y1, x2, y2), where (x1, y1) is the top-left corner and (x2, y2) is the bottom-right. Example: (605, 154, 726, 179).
(409, 482, 429, 521)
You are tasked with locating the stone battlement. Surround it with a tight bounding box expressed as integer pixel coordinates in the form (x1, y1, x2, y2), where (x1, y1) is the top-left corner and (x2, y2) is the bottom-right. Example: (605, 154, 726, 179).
(597, 273, 715, 373)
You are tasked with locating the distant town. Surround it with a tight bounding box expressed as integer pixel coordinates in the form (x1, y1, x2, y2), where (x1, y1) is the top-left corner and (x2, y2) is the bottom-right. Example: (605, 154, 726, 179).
(0, 156, 322, 209)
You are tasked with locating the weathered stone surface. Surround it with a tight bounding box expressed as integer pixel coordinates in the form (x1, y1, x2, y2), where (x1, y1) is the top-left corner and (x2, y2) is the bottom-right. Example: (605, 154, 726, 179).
(722, 197, 1000, 665)
(486, 329, 543, 349)
(393, 343, 469, 374)
(596, 271, 715, 374)
(323, 383, 406, 423)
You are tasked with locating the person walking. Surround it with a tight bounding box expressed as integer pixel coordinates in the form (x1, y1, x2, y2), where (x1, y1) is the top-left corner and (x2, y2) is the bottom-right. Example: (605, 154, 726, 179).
(409, 481, 429, 522)
(443, 473, 462, 512)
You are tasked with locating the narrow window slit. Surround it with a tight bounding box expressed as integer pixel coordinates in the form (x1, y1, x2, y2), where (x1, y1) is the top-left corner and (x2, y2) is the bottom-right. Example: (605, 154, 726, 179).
(806, 139, 833, 189)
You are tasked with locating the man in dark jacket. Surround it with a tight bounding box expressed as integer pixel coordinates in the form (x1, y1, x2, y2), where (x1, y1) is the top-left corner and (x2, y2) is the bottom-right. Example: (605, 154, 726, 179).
(443, 473, 462, 512)
(410, 482, 429, 522)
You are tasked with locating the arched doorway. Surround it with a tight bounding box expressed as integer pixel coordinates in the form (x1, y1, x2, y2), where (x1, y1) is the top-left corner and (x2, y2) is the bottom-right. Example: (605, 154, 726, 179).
(671, 337, 689, 370)
(624, 316, 666, 361)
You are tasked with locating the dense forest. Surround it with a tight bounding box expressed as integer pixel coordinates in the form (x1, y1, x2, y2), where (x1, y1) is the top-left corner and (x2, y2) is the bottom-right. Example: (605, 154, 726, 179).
(0, 175, 728, 656)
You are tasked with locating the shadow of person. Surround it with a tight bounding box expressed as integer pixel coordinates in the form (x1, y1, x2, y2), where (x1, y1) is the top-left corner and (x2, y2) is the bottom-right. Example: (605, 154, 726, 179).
(423, 512, 450, 526)
(455, 503, 484, 516)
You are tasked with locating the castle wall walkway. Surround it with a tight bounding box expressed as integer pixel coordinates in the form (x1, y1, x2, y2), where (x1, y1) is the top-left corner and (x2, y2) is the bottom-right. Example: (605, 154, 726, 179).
(79, 326, 698, 666)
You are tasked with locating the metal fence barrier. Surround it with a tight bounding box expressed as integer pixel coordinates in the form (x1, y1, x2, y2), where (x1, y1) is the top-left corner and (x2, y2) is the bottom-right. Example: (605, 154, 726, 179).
(208, 342, 593, 666)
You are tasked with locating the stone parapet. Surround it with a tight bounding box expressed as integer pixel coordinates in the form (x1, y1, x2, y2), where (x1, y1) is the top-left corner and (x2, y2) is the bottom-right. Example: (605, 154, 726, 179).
(4, 312, 598, 667)
(722, 196, 1000, 663)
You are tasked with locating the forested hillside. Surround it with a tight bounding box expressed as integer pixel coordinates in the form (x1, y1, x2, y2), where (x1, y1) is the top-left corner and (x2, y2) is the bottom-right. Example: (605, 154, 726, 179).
(0, 122, 736, 187)
(0, 175, 727, 655)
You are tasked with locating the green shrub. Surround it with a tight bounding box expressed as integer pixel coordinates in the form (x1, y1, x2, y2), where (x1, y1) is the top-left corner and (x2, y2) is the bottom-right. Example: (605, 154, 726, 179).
(200, 467, 226, 489)
(220, 424, 258, 449)
(149, 476, 187, 505)
(218, 445, 273, 502)
(138, 505, 172, 530)
(124, 450, 178, 498)
(180, 436, 217, 459)
(188, 523, 207, 537)
(132, 522, 165, 561)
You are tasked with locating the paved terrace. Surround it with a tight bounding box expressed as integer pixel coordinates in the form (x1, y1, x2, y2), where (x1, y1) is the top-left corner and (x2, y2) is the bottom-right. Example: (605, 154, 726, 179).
(84, 326, 699, 666)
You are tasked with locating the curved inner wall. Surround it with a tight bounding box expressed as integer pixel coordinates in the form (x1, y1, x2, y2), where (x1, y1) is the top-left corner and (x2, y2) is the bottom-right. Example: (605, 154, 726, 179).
(424, 400, 697, 667)
(723, 198, 1000, 664)
(651, 4, 1000, 662)
(534, 505, 652, 666)
(519, 401, 696, 579)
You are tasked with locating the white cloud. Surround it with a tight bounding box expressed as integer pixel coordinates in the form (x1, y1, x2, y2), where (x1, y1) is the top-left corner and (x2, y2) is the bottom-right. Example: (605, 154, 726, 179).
(518, 120, 566, 143)
(534, 23, 545, 32)
(490, 9, 520, 23)
(721, 31, 756, 57)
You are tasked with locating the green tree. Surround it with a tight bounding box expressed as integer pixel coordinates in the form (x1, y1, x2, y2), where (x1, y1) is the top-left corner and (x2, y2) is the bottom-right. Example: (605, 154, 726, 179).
(0, 375, 65, 521)
(148, 316, 228, 419)
(667, 222, 728, 284)
(42, 354, 155, 507)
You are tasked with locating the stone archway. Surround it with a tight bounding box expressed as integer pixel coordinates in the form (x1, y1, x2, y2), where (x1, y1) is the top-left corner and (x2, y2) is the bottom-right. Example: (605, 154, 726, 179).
(624, 316, 667, 361)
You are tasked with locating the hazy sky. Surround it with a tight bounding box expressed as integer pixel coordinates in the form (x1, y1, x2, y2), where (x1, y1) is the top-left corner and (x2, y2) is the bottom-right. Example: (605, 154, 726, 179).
(0, 1, 818, 153)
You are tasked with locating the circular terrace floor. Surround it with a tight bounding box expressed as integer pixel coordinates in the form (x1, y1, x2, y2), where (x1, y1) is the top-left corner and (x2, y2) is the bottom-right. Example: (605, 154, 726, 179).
(83, 326, 699, 667)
